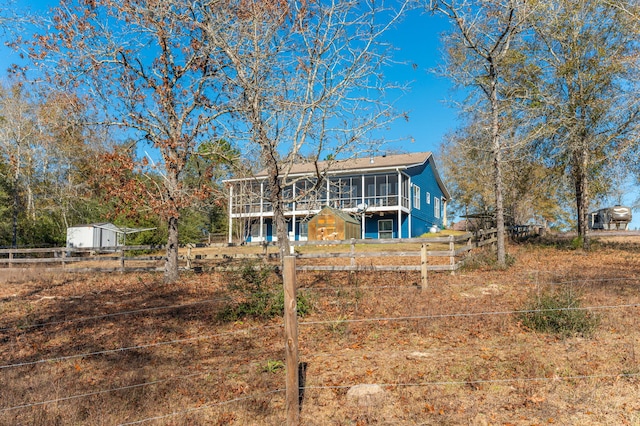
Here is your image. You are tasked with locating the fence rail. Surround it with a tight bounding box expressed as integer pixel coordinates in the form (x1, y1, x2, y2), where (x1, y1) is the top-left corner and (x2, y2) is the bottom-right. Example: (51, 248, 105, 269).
(291, 229, 497, 275)
(0, 229, 498, 276)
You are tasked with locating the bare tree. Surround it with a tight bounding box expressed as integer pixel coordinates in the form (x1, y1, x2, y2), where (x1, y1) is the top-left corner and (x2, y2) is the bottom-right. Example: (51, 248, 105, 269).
(199, 0, 409, 260)
(429, 0, 533, 266)
(528, 0, 640, 248)
(0, 82, 39, 247)
(27, 0, 232, 282)
(441, 107, 563, 233)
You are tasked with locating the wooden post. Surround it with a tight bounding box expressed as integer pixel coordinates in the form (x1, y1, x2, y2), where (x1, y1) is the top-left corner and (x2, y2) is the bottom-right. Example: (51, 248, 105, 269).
(421, 243, 428, 290)
(8, 250, 13, 269)
(283, 256, 300, 425)
(449, 235, 456, 275)
(350, 238, 356, 270)
(119, 247, 125, 272)
(61, 249, 66, 268)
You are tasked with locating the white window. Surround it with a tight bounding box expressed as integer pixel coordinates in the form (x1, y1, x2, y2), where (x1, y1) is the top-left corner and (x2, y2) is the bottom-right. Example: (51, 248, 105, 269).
(434, 197, 441, 219)
(426, 192, 431, 205)
(413, 185, 420, 210)
(250, 223, 267, 240)
(299, 221, 308, 238)
(378, 219, 393, 239)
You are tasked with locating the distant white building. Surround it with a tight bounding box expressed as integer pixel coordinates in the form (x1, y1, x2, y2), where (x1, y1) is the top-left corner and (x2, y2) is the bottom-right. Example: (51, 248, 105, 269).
(66, 223, 155, 248)
(66, 223, 122, 248)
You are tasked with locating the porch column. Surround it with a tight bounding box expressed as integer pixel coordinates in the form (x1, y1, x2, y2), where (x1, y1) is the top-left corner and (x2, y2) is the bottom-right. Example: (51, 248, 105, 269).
(228, 184, 233, 244)
(292, 182, 297, 241)
(326, 178, 330, 206)
(443, 199, 448, 228)
(361, 174, 366, 238)
(260, 181, 264, 241)
(408, 178, 413, 238)
(397, 169, 402, 239)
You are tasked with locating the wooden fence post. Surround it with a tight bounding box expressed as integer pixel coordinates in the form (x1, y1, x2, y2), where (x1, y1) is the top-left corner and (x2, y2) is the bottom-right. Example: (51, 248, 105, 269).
(8, 250, 13, 269)
(421, 244, 428, 290)
(449, 235, 456, 275)
(283, 256, 300, 425)
(119, 247, 125, 272)
(350, 238, 356, 270)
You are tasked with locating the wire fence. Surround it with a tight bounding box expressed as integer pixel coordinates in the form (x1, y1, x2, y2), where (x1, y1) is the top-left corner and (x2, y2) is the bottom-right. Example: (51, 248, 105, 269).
(1, 250, 639, 424)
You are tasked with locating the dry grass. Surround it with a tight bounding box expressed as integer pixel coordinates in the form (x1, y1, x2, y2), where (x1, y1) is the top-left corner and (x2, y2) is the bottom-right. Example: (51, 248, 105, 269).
(1, 236, 640, 425)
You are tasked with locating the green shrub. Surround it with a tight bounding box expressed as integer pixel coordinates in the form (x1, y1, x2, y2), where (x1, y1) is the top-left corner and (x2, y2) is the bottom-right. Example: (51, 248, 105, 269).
(219, 260, 312, 321)
(570, 236, 583, 250)
(518, 288, 599, 337)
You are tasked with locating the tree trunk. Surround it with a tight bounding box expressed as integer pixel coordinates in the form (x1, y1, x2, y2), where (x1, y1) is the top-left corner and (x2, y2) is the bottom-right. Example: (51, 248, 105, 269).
(265, 158, 291, 263)
(12, 176, 18, 248)
(164, 170, 181, 283)
(490, 63, 506, 267)
(274, 203, 290, 261)
(165, 215, 180, 283)
(493, 144, 506, 266)
(574, 148, 590, 250)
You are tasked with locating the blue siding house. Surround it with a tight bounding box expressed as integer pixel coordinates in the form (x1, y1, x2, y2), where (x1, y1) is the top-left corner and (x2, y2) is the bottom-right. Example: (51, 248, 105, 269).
(225, 152, 450, 242)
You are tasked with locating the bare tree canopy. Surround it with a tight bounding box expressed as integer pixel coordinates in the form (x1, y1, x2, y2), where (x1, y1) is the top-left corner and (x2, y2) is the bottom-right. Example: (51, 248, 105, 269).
(429, 0, 533, 266)
(527, 0, 640, 247)
(27, 0, 234, 282)
(198, 0, 410, 258)
(433, 0, 639, 248)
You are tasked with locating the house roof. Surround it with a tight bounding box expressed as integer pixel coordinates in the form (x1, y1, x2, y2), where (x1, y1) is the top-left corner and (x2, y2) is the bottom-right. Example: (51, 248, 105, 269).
(226, 151, 451, 200)
(68, 223, 156, 235)
(315, 206, 361, 225)
(255, 152, 433, 177)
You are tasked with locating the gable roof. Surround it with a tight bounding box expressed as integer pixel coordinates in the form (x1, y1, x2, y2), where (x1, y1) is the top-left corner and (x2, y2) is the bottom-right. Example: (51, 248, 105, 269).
(227, 151, 451, 200)
(275, 152, 434, 176)
(314, 205, 361, 225)
(68, 223, 156, 235)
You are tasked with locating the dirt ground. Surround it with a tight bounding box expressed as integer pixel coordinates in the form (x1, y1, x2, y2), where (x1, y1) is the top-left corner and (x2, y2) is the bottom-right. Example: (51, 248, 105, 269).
(1, 236, 639, 425)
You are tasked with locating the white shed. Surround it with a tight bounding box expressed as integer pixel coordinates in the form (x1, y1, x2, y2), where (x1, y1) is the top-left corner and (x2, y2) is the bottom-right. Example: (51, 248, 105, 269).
(66, 223, 122, 249)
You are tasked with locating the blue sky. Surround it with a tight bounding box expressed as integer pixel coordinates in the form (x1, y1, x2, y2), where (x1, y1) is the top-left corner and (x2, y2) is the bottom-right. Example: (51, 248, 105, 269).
(378, 8, 457, 154)
(2, 1, 638, 229)
(1, 1, 458, 154)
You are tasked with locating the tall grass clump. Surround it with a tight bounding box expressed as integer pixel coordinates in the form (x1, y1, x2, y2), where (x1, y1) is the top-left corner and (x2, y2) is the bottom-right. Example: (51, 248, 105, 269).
(518, 288, 599, 337)
(461, 248, 515, 271)
(219, 260, 312, 321)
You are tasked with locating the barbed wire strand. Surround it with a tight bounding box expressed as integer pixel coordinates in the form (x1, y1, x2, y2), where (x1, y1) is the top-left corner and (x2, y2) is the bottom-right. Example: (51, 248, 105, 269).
(298, 275, 640, 293)
(304, 371, 640, 391)
(0, 297, 231, 333)
(299, 284, 421, 292)
(3, 330, 636, 414)
(117, 389, 286, 426)
(117, 370, 640, 425)
(0, 371, 207, 413)
(0, 324, 282, 370)
(3, 276, 637, 334)
(2, 301, 639, 372)
(298, 302, 640, 327)
(1, 356, 281, 415)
